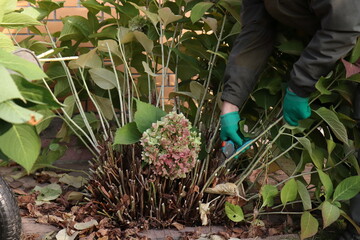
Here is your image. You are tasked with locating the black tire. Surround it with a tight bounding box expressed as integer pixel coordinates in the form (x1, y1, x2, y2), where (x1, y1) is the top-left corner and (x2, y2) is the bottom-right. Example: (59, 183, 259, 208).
(0, 176, 21, 240)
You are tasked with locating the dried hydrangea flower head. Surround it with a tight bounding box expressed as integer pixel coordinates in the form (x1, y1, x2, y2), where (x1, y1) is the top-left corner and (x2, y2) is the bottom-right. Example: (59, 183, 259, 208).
(140, 111, 201, 179)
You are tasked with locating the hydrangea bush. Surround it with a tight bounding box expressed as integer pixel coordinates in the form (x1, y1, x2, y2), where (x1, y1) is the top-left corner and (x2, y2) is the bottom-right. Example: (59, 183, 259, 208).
(140, 111, 201, 179)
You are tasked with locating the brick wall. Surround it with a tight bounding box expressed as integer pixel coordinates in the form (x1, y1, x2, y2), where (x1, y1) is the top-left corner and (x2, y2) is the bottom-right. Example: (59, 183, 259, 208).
(6, 0, 176, 103)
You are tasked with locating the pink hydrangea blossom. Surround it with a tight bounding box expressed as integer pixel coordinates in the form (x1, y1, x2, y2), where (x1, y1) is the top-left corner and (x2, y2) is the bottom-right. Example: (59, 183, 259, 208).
(140, 111, 201, 179)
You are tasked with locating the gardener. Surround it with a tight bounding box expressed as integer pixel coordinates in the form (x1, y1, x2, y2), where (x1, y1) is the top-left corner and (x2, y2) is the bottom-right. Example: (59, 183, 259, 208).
(220, 0, 360, 239)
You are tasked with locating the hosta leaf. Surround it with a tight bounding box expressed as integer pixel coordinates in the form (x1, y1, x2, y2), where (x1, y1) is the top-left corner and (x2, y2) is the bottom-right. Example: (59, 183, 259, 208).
(1, 12, 42, 28)
(225, 202, 244, 222)
(202, 17, 217, 33)
(301, 212, 319, 240)
(89, 68, 117, 90)
(350, 38, 360, 63)
(0, 48, 46, 80)
(0, 0, 16, 15)
(333, 176, 360, 201)
(0, 124, 40, 173)
(13, 76, 62, 108)
(158, 7, 182, 27)
(142, 61, 157, 77)
(190, 81, 212, 100)
(114, 122, 142, 145)
(118, 27, 134, 44)
(315, 76, 332, 95)
(322, 201, 340, 229)
(314, 107, 348, 144)
(280, 178, 298, 206)
(190, 2, 214, 23)
(92, 94, 114, 120)
(76, 49, 102, 69)
(134, 99, 167, 133)
(260, 184, 278, 208)
(133, 31, 153, 53)
(0, 32, 15, 52)
(81, 0, 111, 14)
(317, 169, 333, 200)
(98, 39, 121, 57)
(0, 100, 43, 124)
(0, 65, 22, 103)
(296, 180, 312, 210)
(129, 3, 159, 26)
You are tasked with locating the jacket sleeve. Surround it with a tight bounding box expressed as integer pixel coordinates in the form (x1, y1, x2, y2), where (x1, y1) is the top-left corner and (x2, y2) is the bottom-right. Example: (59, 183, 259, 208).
(221, 0, 276, 108)
(289, 0, 360, 97)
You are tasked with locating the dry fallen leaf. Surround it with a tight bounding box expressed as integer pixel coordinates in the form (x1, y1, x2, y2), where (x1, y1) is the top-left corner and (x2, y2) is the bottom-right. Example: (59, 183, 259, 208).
(210, 235, 225, 240)
(66, 191, 84, 201)
(59, 174, 88, 188)
(205, 183, 240, 196)
(199, 202, 210, 226)
(171, 222, 185, 230)
(74, 219, 99, 230)
(56, 229, 78, 240)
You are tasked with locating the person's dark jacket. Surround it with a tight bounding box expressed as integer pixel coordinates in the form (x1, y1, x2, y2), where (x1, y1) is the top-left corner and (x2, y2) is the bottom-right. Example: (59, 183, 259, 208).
(221, 0, 360, 108)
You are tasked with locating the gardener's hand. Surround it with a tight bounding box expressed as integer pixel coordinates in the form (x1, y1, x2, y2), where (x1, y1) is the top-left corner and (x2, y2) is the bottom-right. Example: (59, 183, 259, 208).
(283, 88, 311, 126)
(220, 111, 244, 147)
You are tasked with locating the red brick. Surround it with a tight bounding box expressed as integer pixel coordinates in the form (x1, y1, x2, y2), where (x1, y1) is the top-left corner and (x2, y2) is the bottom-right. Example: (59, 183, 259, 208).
(55, 7, 88, 19)
(17, 1, 29, 7)
(0, 27, 28, 34)
(35, 21, 64, 34)
(63, 0, 79, 7)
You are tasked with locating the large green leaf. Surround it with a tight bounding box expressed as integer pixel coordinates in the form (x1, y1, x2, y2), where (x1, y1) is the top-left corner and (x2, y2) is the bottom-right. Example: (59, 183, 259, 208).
(133, 31, 153, 53)
(277, 39, 304, 56)
(13, 76, 62, 108)
(224, 202, 244, 222)
(314, 107, 348, 144)
(333, 176, 360, 201)
(280, 178, 298, 205)
(0, 100, 43, 124)
(89, 68, 117, 90)
(0, 48, 47, 80)
(134, 100, 167, 133)
(114, 122, 142, 145)
(260, 184, 278, 208)
(0, 32, 15, 52)
(0, 0, 16, 15)
(92, 94, 114, 120)
(158, 7, 182, 27)
(317, 169, 333, 200)
(322, 201, 340, 229)
(297, 180, 312, 210)
(300, 212, 319, 240)
(0, 65, 23, 103)
(76, 49, 102, 69)
(315, 76, 332, 95)
(190, 2, 214, 23)
(129, 3, 159, 26)
(350, 37, 360, 63)
(59, 16, 91, 41)
(0, 124, 40, 173)
(38, 1, 64, 16)
(81, 0, 111, 14)
(63, 95, 75, 117)
(1, 12, 42, 28)
(35, 109, 55, 134)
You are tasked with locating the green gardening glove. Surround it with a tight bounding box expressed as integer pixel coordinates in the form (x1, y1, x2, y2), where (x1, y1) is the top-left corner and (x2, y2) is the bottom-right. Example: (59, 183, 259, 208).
(220, 111, 244, 147)
(283, 88, 311, 126)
